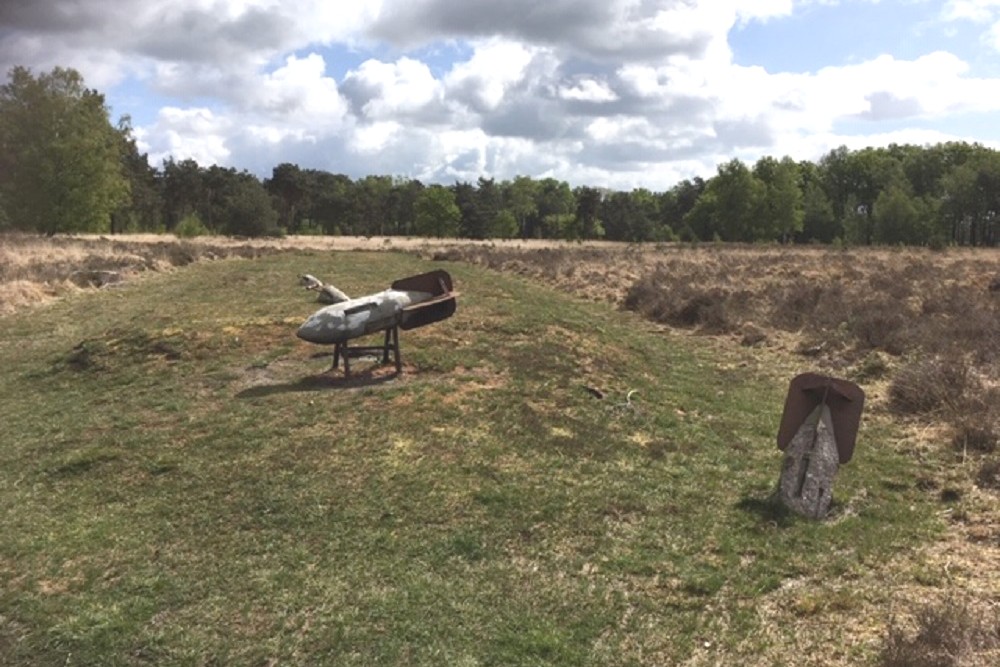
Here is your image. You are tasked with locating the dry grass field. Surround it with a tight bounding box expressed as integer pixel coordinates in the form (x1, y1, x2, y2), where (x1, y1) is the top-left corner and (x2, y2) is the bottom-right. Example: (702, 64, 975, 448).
(429, 240, 1000, 663)
(2, 232, 999, 664)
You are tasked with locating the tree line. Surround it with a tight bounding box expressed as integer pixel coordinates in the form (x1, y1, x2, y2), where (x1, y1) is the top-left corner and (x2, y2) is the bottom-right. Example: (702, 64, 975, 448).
(2, 66, 999, 246)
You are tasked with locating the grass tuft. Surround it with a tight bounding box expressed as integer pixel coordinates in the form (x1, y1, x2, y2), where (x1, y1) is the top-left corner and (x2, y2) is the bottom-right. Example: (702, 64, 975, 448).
(878, 598, 1000, 667)
(976, 458, 1000, 490)
(888, 356, 975, 416)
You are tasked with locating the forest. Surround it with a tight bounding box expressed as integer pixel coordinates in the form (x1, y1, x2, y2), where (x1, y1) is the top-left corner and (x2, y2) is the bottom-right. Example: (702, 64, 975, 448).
(2, 65, 999, 246)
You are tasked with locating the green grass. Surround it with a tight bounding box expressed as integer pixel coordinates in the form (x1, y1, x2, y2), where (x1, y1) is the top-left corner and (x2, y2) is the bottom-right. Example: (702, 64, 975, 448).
(0, 252, 943, 665)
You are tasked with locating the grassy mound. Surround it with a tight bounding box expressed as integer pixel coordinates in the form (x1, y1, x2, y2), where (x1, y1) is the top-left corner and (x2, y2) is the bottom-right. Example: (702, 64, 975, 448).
(0, 251, 945, 665)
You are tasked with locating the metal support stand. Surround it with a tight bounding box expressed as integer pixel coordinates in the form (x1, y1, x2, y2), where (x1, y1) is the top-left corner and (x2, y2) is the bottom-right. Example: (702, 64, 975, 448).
(331, 326, 401, 377)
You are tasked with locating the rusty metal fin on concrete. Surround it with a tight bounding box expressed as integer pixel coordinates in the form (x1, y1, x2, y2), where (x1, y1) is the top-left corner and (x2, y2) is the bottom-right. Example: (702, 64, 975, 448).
(776, 372, 865, 464)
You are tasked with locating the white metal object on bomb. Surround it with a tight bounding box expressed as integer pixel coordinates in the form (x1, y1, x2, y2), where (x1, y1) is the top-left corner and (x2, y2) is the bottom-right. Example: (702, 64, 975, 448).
(296, 289, 433, 345)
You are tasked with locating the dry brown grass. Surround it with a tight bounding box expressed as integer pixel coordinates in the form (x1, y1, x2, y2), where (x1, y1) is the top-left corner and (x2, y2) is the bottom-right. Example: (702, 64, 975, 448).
(878, 597, 1000, 667)
(430, 244, 999, 353)
(432, 241, 1000, 441)
(0, 232, 292, 314)
(4, 233, 1000, 665)
(428, 240, 1000, 666)
(6, 233, 997, 432)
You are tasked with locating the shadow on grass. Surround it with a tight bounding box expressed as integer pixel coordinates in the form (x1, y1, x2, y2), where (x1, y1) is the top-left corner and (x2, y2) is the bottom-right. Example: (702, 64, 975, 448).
(236, 366, 403, 397)
(735, 493, 798, 528)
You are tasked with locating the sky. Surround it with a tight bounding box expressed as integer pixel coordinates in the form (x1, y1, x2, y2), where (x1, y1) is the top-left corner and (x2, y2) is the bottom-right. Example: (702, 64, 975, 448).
(2, 0, 1000, 190)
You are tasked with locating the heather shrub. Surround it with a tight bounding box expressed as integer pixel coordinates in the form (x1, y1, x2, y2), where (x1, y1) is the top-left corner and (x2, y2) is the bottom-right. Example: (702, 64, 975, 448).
(878, 598, 999, 667)
(847, 297, 910, 355)
(888, 357, 975, 416)
(977, 458, 1000, 490)
(623, 271, 734, 332)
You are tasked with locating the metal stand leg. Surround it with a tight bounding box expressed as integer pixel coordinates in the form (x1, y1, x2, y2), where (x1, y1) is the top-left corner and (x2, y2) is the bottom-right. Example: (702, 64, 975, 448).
(382, 328, 392, 364)
(328, 327, 401, 377)
(390, 326, 401, 373)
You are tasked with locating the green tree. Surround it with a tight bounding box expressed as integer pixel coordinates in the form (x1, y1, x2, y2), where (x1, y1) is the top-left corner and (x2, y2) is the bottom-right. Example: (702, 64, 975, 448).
(111, 116, 162, 233)
(0, 191, 9, 229)
(533, 178, 575, 238)
(502, 176, 538, 238)
(387, 177, 423, 236)
(491, 209, 519, 239)
(662, 177, 706, 240)
(469, 177, 501, 239)
(872, 185, 933, 245)
(451, 181, 482, 239)
(573, 186, 604, 239)
(265, 163, 311, 233)
(414, 184, 461, 237)
(686, 159, 763, 242)
(0, 66, 129, 233)
(202, 165, 239, 231)
(309, 171, 354, 234)
(600, 189, 659, 242)
(753, 156, 804, 242)
(354, 175, 394, 236)
(216, 171, 280, 237)
(159, 157, 205, 231)
(940, 150, 1000, 246)
(801, 178, 838, 243)
(820, 146, 905, 244)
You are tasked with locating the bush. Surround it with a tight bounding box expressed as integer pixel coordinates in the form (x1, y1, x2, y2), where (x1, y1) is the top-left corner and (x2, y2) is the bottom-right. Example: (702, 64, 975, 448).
(848, 298, 909, 355)
(296, 220, 324, 236)
(623, 273, 734, 332)
(977, 458, 1000, 490)
(888, 357, 975, 416)
(173, 214, 210, 239)
(773, 283, 825, 330)
(952, 419, 999, 455)
(878, 598, 999, 667)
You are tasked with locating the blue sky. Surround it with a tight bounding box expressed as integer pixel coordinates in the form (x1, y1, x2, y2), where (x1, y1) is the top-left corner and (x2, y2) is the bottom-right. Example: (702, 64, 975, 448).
(732, 2, 935, 72)
(2, 0, 1000, 190)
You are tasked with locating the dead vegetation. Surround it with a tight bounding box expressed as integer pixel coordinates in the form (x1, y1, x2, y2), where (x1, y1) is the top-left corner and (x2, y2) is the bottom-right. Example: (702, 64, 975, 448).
(4, 233, 1000, 664)
(6, 233, 997, 459)
(0, 232, 284, 314)
(431, 242, 1000, 448)
(878, 597, 1000, 667)
(430, 241, 1000, 665)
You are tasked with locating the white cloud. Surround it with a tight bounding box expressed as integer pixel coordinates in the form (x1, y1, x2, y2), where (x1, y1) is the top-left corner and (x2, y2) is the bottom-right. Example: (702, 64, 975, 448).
(941, 0, 1000, 52)
(350, 120, 403, 153)
(254, 54, 347, 126)
(444, 39, 538, 111)
(370, 0, 713, 61)
(140, 107, 232, 166)
(342, 57, 442, 119)
(988, 19, 1000, 49)
(735, 0, 795, 23)
(559, 79, 618, 102)
(4, 0, 1000, 189)
(942, 0, 1000, 22)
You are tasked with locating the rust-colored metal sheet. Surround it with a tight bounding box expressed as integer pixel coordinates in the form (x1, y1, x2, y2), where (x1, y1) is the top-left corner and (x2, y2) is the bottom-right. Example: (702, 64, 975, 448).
(391, 269, 453, 295)
(777, 373, 865, 464)
(392, 269, 458, 331)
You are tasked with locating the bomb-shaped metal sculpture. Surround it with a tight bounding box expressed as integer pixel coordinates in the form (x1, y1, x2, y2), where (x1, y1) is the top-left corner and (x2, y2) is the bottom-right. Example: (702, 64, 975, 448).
(296, 269, 457, 376)
(776, 373, 865, 519)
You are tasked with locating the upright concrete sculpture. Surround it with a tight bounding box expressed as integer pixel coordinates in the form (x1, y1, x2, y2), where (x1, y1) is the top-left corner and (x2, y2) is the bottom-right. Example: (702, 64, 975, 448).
(776, 373, 865, 519)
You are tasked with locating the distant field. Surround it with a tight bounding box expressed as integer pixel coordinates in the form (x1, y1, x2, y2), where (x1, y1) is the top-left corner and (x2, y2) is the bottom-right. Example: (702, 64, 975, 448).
(0, 233, 613, 315)
(1, 235, 998, 665)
